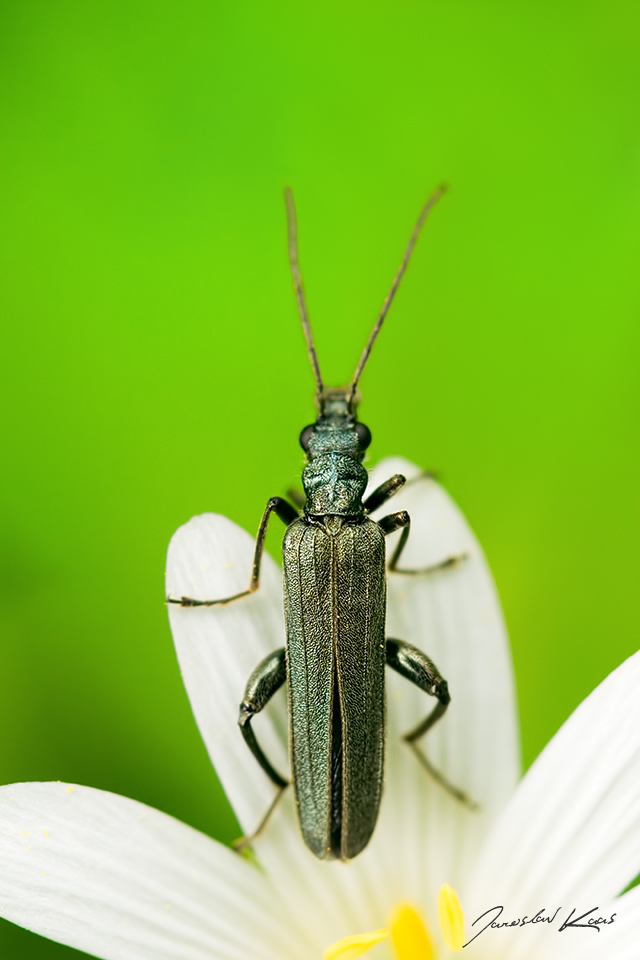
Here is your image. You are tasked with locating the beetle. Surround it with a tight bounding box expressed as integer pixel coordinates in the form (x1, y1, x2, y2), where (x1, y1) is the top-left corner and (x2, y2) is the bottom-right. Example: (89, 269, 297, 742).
(168, 186, 472, 860)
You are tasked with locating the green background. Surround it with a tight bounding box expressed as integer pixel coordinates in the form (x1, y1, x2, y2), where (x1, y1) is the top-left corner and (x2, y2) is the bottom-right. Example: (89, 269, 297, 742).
(1, 1, 639, 956)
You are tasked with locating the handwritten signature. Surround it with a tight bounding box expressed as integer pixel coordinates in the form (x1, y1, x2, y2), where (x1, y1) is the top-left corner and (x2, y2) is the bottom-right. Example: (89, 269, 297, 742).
(464, 905, 617, 947)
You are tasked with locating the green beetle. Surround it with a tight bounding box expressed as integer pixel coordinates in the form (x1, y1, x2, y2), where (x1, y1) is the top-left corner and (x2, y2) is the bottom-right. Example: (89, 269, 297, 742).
(169, 187, 472, 860)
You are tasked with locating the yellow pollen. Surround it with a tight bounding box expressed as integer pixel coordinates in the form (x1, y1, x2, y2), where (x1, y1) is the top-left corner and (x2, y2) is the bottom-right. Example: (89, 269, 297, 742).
(389, 902, 434, 960)
(438, 883, 465, 951)
(323, 929, 388, 960)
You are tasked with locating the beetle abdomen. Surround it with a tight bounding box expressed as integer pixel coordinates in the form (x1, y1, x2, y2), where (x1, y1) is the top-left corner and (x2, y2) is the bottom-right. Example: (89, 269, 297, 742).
(283, 516, 386, 860)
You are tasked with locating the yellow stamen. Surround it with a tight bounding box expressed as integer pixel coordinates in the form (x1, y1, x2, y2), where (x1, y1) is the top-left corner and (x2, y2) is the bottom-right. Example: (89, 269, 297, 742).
(322, 929, 388, 960)
(389, 902, 434, 960)
(438, 883, 465, 951)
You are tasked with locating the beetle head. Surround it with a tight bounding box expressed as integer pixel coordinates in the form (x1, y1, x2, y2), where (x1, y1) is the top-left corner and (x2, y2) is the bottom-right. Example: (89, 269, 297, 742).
(299, 386, 372, 462)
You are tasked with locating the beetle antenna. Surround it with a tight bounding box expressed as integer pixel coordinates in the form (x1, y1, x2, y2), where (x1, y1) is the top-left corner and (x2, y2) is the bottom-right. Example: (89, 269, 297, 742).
(347, 184, 447, 408)
(285, 187, 324, 399)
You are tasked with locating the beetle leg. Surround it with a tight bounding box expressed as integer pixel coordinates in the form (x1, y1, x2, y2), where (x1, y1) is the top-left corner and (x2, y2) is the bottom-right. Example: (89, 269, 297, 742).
(365, 470, 437, 515)
(238, 648, 288, 787)
(233, 647, 290, 853)
(363, 473, 406, 513)
(386, 637, 477, 809)
(167, 496, 298, 607)
(379, 510, 467, 574)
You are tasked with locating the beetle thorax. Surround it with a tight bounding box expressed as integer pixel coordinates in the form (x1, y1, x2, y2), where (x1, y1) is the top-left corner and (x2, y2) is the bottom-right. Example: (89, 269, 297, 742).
(303, 449, 368, 516)
(298, 387, 372, 518)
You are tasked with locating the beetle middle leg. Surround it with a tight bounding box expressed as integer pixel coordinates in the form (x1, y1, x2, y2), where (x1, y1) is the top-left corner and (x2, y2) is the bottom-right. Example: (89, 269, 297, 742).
(363, 473, 407, 512)
(167, 496, 299, 607)
(233, 647, 290, 853)
(386, 637, 476, 809)
(379, 510, 467, 574)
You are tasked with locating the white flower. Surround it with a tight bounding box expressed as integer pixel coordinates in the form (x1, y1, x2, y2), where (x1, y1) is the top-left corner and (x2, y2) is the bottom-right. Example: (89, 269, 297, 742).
(0, 457, 637, 960)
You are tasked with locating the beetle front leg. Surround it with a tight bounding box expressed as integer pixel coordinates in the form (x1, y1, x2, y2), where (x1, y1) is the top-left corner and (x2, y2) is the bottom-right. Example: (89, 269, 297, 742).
(379, 510, 467, 574)
(386, 637, 477, 809)
(167, 496, 299, 607)
(234, 647, 290, 852)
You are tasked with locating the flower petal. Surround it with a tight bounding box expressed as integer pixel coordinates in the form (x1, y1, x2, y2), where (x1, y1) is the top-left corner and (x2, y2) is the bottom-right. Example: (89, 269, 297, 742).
(361, 458, 520, 905)
(467, 885, 640, 960)
(166, 513, 289, 833)
(467, 649, 640, 942)
(544, 884, 640, 960)
(0, 781, 311, 960)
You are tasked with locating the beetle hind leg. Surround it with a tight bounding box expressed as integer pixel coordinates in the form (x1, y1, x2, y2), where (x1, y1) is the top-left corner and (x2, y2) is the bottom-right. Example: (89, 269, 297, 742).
(233, 647, 290, 853)
(386, 637, 477, 810)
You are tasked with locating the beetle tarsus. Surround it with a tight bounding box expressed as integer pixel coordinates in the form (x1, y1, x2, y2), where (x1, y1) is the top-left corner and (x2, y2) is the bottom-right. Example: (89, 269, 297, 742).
(393, 551, 469, 575)
(232, 783, 290, 855)
(165, 589, 251, 607)
(405, 741, 479, 811)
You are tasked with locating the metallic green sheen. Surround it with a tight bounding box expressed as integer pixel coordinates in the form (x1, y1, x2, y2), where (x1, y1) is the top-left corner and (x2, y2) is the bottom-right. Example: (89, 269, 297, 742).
(282, 514, 386, 860)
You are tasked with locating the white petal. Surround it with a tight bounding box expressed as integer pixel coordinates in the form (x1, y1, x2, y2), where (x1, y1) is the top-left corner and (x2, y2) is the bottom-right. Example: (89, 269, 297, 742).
(467, 649, 640, 955)
(543, 884, 640, 960)
(360, 458, 520, 919)
(166, 514, 289, 833)
(469, 886, 640, 960)
(0, 781, 311, 960)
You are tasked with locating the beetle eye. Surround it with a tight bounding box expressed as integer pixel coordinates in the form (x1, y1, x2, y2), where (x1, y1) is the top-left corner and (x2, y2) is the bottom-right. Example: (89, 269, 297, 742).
(355, 422, 372, 449)
(299, 424, 315, 451)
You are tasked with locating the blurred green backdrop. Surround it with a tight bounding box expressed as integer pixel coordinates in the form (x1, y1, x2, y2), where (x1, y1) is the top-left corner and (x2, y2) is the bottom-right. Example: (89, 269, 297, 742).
(1, 0, 639, 956)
